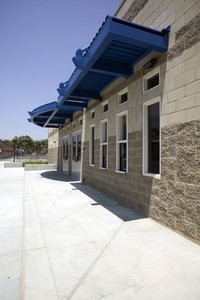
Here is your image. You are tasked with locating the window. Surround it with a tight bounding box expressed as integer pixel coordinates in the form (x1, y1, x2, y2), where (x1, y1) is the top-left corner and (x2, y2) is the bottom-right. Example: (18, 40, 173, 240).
(100, 120, 108, 168)
(117, 88, 128, 105)
(72, 135, 76, 160)
(101, 101, 108, 114)
(72, 122, 76, 129)
(143, 100, 160, 176)
(143, 67, 160, 93)
(63, 137, 68, 160)
(90, 109, 95, 119)
(72, 132, 82, 162)
(77, 133, 81, 161)
(116, 111, 128, 172)
(89, 126, 95, 165)
(79, 117, 83, 125)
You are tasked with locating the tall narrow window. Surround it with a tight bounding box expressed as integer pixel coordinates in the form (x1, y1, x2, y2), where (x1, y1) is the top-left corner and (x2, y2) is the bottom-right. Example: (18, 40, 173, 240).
(63, 137, 68, 160)
(90, 109, 95, 119)
(143, 101, 160, 175)
(100, 120, 108, 168)
(77, 133, 81, 161)
(72, 132, 82, 162)
(116, 111, 128, 172)
(89, 126, 95, 165)
(72, 135, 76, 161)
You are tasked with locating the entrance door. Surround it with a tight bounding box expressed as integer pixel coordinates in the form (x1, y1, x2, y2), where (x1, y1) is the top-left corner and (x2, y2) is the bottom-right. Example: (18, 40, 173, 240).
(72, 131, 82, 180)
(62, 136, 69, 175)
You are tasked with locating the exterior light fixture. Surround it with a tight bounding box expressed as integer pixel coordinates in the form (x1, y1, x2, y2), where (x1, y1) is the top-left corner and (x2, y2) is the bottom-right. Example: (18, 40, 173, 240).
(143, 58, 157, 69)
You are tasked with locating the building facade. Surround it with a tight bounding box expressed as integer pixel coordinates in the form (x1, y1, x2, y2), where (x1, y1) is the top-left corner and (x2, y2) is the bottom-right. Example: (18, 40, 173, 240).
(29, 0, 200, 243)
(0, 140, 13, 159)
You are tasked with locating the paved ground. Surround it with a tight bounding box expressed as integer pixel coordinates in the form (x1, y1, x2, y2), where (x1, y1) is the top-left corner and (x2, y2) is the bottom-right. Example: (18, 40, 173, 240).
(0, 163, 200, 300)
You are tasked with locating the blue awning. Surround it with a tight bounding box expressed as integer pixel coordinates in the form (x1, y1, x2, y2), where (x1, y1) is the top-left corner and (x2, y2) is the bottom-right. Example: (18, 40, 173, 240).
(28, 100, 87, 128)
(28, 15, 170, 128)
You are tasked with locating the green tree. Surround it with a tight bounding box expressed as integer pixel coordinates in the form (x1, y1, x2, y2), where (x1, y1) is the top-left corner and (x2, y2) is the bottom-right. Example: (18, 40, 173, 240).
(12, 135, 34, 153)
(33, 139, 48, 154)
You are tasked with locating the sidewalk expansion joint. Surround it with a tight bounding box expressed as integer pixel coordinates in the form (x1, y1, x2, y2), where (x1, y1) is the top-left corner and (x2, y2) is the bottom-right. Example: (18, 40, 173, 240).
(68, 221, 124, 300)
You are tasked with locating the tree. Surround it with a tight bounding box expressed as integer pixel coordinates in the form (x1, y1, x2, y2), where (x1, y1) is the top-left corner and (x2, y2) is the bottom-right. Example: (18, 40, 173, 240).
(33, 139, 48, 154)
(5, 136, 48, 154)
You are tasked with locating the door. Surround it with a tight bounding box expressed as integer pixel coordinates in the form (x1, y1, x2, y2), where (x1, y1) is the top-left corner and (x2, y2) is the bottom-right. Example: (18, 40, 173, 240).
(72, 131, 82, 180)
(62, 136, 69, 175)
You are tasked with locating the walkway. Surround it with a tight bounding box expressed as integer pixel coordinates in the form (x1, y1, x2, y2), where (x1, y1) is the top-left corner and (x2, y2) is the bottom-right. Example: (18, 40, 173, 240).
(0, 165, 200, 300)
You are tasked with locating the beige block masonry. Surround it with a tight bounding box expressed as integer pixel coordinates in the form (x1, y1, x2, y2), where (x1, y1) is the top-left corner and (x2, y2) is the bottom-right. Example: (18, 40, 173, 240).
(49, 0, 200, 243)
(48, 128, 59, 167)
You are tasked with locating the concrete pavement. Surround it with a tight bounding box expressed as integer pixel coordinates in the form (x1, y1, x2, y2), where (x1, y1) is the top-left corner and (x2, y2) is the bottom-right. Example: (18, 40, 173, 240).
(0, 164, 200, 300)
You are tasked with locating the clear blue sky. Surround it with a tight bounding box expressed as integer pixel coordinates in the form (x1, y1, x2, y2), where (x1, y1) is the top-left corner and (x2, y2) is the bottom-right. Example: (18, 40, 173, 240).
(0, 0, 122, 140)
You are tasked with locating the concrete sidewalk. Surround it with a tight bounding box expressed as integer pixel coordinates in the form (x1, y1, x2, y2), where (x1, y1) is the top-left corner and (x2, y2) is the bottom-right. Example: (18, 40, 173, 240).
(0, 166, 200, 300)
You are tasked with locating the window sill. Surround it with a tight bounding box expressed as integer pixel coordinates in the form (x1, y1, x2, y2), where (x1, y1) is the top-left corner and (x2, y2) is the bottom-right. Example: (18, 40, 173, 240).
(89, 164, 94, 167)
(143, 84, 160, 94)
(99, 167, 107, 170)
(143, 173, 160, 179)
(117, 101, 128, 107)
(115, 170, 127, 174)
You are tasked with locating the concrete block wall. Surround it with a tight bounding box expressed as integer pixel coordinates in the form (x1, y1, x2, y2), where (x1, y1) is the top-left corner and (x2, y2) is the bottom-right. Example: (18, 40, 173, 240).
(81, 0, 200, 242)
(49, 0, 200, 242)
(48, 129, 59, 167)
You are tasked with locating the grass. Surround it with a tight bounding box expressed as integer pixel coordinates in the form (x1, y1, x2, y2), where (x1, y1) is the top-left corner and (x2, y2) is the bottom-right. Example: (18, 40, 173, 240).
(22, 160, 48, 167)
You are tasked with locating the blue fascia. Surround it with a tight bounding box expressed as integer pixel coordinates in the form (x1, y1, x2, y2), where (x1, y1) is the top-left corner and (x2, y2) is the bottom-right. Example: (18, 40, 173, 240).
(28, 102, 58, 117)
(28, 101, 85, 128)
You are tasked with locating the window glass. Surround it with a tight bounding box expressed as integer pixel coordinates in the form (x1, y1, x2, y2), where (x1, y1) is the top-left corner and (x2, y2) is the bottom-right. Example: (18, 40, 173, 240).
(120, 92, 128, 104)
(90, 110, 95, 119)
(148, 102, 160, 174)
(116, 112, 127, 172)
(102, 122, 107, 143)
(121, 115, 127, 140)
(147, 74, 159, 90)
(102, 145, 107, 168)
(63, 139, 65, 159)
(100, 121, 108, 168)
(102, 102, 108, 113)
(77, 133, 81, 161)
(143, 69, 160, 93)
(119, 143, 127, 172)
(72, 136, 76, 160)
(90, 126, 95, 165)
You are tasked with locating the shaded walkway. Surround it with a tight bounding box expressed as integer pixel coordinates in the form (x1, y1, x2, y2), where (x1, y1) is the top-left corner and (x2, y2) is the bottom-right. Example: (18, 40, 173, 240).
(0, 168, 200, 300)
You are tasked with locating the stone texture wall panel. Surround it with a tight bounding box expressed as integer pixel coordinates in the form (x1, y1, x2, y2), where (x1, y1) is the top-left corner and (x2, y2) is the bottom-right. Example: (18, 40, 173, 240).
(160, 211, 176, 229)
(152, 120, 200, 242)
(176, 219, 196, 239)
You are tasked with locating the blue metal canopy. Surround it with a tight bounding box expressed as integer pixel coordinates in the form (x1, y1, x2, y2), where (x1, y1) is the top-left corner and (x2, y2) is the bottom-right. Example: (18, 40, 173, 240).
(28, 15, 170, 128)
(28, 100, 86, 128)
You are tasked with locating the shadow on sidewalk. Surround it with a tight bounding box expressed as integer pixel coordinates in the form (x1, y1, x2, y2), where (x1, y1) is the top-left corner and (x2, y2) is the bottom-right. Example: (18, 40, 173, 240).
(41, 170, 76, 182)
(41, 170, 145, 222)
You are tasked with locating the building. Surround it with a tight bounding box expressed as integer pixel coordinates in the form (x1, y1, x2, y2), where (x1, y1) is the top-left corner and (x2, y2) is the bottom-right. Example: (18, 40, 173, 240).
(28, 0, 200, 243)
(0, 140, 13, 159)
